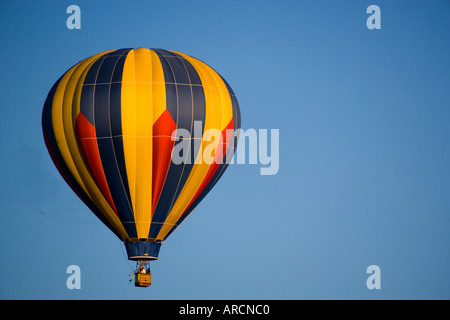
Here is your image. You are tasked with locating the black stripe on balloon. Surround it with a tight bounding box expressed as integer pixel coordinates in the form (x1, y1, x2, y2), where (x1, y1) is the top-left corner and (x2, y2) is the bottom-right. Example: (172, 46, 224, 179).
(91, 49, 137, 238)
(80, 52, 109, 124)
(42, 73, 122, 239)
(148, 49, 206, 239)
(109, 49, 133, 221)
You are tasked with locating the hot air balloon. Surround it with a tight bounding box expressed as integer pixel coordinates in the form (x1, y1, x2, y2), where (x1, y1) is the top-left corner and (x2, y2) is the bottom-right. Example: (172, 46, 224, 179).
(42, 48, 241, 287)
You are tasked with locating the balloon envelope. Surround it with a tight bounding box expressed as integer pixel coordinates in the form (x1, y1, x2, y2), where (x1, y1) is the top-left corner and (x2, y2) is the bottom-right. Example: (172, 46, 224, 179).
(42, 48, 240, 260)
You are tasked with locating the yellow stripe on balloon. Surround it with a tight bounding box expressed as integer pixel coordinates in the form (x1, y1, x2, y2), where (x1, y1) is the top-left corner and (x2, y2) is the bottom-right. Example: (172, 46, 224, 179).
(122, 48, 156, 238)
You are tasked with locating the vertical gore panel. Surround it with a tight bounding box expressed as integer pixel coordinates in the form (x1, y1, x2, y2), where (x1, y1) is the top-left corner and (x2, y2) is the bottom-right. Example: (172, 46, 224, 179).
(83, 49, 137, 238)
(148, 49, 206, 239)
(132, 48, 154, 239)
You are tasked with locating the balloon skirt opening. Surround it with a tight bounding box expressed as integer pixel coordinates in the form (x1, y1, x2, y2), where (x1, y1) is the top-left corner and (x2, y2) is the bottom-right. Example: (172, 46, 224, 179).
(125, 241, 162, 261)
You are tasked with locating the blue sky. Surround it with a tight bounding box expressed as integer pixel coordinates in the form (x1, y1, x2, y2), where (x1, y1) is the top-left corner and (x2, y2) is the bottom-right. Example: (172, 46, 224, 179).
(0, 0, 449, 299)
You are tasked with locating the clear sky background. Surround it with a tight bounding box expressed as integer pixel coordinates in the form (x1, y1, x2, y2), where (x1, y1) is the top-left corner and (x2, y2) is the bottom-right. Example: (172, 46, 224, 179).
(0, 0, 449, 299)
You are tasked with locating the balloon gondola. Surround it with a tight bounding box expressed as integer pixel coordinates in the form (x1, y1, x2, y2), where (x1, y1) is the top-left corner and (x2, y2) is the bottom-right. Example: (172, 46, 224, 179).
(131, 260, 152, 287)
(42, 48, 241, 286)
